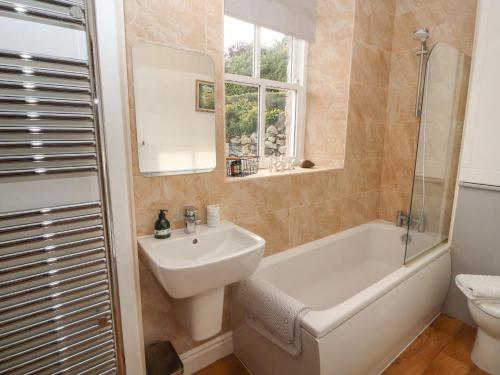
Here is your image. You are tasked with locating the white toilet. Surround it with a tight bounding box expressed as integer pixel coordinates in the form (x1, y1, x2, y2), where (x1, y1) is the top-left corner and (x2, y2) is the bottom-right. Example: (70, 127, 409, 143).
(456, 275, 500, 375)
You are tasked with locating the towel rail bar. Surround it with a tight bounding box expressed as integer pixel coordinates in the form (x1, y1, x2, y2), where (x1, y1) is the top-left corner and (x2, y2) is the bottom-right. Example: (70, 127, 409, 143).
(76, 358, 116, 375)
(0, 246, 105, 274)
(38, 0, 85, 7)
(97, 368, 117, 375)
(0, 268, 107, 301)
(0, 164, 97, 177)
(1, 336, 114, 375)
(0, 110, 93, 119)
(0, 49, 87, 66)
(0, 139, 96, 148)
(0, 291, 110, 330)
(0, 0, 85, 26)
(0, 235, 104, 261)
(0, 63, 89, 80)
(0, 94, 92, 106)
(0, 212, 101, 234)
(0, 201, 100, 220)
(0, 79, 90, 93)
(0, 126, 95, 133)
(0, 256, 106, 288)
(26, 346, 115, 375)
(0, 323, 110, 364)
(0, 300, 110, 340)
(0, 278, 108, 314)
(0, 223, 103, 248)
(0, 289, 109, 327)
(0, 310, 111, 352)
(0, 152, 96, 163)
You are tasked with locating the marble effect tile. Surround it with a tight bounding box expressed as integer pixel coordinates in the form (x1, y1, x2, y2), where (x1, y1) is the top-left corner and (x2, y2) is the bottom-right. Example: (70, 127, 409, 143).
(289, 200, 342, 247)
(351, 42, 391, 88)
(233, 210, 290, 256)
(354, 0, 395, 51)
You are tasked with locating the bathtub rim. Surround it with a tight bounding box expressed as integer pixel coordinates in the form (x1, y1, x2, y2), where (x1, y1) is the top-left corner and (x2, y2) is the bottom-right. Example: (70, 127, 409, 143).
(256, 220, 451, 339)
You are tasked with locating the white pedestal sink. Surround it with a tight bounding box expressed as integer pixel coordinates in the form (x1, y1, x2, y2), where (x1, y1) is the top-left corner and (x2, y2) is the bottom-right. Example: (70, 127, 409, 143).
(138, 221, 265, 341)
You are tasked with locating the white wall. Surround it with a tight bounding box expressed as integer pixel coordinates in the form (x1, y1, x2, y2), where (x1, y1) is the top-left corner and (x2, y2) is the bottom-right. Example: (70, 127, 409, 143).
(443, 186, 500, 324)
(94, 1, 146, 373)
(460, 0, 500, 187)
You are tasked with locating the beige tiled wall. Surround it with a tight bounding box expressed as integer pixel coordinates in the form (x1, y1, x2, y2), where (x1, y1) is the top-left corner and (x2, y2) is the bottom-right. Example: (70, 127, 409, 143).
(379, 0, 477, 221)
(304, 0, 354, 165)
(342, 0, 395, 229)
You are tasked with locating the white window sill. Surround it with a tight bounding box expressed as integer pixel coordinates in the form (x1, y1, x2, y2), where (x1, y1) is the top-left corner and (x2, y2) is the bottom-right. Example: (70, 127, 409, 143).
(225, 165, 341, 182)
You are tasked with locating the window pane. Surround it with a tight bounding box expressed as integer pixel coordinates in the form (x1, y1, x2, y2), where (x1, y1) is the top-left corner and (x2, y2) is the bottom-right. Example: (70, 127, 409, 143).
(224, 16, 254, 77)
(265, 88, 294, 156)
(225, 83, 259, 157)
(260, 27, 291, 82)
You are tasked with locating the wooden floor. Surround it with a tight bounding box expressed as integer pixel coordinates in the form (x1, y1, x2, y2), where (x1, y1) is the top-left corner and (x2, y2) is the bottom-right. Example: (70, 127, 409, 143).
(194, 314, 488, 375)
(194, 353, 249, 375)
(383, 314, 488, 375)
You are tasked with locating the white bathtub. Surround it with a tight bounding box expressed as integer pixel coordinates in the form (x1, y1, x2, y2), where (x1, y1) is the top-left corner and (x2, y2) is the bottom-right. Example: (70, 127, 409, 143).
(232, 220, 451, 375)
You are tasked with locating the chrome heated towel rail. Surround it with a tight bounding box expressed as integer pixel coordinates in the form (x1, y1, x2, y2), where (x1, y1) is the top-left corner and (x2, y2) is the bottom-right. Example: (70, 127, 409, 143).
(0, 1, 123, 374)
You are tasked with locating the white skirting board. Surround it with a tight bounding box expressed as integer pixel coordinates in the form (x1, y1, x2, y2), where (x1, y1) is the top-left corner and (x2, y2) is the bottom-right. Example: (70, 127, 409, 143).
(179, 332, 234, 374)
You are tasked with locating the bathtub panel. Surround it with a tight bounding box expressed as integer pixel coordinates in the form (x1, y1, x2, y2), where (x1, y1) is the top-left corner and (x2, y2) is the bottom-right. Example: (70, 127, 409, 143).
(232, 294, 321, 375)
(318, 251, 450, 374)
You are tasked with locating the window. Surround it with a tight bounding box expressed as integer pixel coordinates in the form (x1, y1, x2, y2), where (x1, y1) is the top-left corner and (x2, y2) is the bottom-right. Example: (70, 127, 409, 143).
(224, 16, 307, 162)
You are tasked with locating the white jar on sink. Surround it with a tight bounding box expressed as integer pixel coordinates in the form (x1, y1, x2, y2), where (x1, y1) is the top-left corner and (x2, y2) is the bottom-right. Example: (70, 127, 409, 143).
(207, 204, 220, 227)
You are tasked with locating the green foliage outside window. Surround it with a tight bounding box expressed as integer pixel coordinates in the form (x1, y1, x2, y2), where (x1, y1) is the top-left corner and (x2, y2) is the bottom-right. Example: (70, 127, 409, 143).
(225, 38, 290, 150)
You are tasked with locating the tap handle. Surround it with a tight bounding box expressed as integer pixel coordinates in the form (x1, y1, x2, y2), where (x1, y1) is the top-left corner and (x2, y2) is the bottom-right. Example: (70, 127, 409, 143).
(184, 206, 197, 217)
(396, 210, 405, 227)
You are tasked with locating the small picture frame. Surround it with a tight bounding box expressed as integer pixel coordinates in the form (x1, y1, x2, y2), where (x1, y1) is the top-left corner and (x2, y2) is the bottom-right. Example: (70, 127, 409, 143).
(196, 79, 215, 112)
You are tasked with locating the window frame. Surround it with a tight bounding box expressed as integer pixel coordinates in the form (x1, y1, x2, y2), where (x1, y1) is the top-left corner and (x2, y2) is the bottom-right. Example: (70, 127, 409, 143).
(224, 19, 308, 167)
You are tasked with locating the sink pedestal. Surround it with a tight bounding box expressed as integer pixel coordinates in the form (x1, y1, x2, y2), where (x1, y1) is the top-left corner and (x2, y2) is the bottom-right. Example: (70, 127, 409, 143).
(172, 287, 224, 341)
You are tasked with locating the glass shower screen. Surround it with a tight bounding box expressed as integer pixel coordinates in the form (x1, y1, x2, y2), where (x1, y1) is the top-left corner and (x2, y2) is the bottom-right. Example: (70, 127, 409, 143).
(405, 43, 471, 263)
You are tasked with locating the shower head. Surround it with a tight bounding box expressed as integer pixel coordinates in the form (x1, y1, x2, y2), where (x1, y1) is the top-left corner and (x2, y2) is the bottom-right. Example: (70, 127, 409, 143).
(413, 28, 430, 42)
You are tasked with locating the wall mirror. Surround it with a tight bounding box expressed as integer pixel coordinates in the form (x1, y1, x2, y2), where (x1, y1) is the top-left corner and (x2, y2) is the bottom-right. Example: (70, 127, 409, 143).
(132, 42, 217, 176)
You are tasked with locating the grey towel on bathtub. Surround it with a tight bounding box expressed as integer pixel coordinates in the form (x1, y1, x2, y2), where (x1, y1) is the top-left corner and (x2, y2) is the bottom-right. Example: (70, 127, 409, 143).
(237, 276, 310, 356)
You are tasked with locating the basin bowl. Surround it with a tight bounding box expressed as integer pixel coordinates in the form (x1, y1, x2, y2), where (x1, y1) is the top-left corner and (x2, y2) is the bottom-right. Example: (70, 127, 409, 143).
(138, 221, 265, 340)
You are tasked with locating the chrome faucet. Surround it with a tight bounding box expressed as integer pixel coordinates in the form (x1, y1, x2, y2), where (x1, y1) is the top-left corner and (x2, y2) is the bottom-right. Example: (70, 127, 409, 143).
(396, 210, 411, 227)
(184, 206, 201, 234)
(396, 210, 425, 232)
(415, 214, 425, 233)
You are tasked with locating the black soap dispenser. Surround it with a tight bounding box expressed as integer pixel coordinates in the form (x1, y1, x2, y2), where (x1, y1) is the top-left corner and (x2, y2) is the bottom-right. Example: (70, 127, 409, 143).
(154, 209, 171, 239)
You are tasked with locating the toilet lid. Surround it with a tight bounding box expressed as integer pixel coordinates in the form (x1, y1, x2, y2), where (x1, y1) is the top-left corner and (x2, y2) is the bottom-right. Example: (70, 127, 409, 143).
(475, 301, 500, 318)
